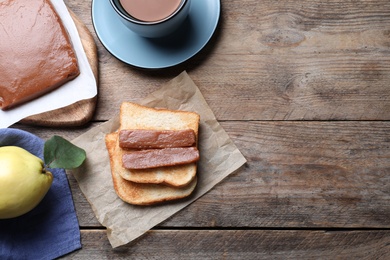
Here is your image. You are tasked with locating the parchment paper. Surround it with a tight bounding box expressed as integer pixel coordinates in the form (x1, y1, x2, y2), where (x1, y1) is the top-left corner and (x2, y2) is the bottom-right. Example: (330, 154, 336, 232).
(0, 0, 97, 128)
(70, 72, 247, 248)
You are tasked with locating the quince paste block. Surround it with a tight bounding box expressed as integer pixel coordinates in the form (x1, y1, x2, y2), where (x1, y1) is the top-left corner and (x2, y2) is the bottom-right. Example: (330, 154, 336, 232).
(0, 0, 79, 110)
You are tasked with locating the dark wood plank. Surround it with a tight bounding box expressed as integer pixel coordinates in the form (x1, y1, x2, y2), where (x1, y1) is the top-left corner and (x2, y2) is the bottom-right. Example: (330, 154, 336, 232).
(64, 0, 390, 121)
(11, 124, 93, 140)
(203, 0, 390, 120)
(16, 121, 390, 228)
(163, 121, 390, 228)
(62, 230, 390, 259)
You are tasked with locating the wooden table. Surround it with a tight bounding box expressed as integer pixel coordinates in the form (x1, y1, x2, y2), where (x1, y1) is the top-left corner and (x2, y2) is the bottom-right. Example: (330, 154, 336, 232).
(14, 0, 390, 258)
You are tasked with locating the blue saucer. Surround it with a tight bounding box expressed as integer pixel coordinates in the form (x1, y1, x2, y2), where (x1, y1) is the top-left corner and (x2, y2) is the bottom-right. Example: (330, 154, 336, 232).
(92, 0, 220, 69)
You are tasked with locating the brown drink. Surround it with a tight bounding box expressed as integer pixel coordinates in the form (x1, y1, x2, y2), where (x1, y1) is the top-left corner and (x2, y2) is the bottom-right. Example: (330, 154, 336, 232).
(119, 0, 182, 22)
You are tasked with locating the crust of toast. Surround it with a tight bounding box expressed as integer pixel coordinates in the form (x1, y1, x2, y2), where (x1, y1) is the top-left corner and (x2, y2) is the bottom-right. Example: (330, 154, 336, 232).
(105, 133, 197, 205)
(117, 102, 200, 187)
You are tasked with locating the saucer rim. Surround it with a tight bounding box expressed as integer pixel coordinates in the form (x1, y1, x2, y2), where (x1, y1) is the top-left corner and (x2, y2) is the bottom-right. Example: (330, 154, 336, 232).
(91, 0, 221, 69)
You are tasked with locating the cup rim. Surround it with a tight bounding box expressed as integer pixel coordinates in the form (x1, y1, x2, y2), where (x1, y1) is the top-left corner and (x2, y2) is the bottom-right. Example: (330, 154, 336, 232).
(110, 0, 189, 25)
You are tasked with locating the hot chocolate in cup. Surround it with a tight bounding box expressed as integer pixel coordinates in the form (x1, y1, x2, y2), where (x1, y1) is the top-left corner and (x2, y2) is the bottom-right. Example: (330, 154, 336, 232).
(110, 0, 191, 38)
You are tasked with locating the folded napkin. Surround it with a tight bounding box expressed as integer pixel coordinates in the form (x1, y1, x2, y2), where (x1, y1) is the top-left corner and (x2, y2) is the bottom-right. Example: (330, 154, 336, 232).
(0, 128, 81, 260)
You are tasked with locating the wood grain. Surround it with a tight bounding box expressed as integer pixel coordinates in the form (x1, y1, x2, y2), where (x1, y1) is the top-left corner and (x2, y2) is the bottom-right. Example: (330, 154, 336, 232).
(16, 121, 390, 229)
(62, 0, 390, 121)
(64, 230, 390, 259)
(20, 9, 98, 127)
(19, 0, 390, 257)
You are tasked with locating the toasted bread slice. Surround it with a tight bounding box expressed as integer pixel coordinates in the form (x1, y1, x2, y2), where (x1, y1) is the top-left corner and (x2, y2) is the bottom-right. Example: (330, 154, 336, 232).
(105, 133, 197, 205)
(119, 102, 200, 137)
(115, 136, 197, 186)
(117, 102, 200, 187)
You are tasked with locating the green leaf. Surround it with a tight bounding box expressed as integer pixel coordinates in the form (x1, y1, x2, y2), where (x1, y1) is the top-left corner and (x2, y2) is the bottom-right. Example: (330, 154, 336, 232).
(44, 135, 86, 169)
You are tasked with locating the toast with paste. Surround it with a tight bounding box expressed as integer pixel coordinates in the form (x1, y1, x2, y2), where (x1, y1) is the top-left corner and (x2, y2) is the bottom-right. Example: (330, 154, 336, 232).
(105, 132, 197, 205)
(117, 102, 200, 187)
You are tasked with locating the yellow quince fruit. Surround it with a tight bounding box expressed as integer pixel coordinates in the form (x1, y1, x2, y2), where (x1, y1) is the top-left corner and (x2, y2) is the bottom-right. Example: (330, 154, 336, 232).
(0, 146, 53, 219)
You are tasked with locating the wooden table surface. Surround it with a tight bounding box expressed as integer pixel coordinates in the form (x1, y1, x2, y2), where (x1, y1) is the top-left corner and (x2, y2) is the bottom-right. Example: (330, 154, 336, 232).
(14, 0, 390, 258)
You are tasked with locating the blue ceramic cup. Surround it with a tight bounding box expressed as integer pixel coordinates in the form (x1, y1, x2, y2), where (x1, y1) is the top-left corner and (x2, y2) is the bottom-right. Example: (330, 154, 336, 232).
(110, 0, 191, 38)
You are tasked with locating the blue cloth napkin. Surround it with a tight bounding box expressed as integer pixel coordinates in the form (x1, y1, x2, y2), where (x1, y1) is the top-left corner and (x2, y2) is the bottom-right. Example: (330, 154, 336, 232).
(0, 128, 81, 260)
